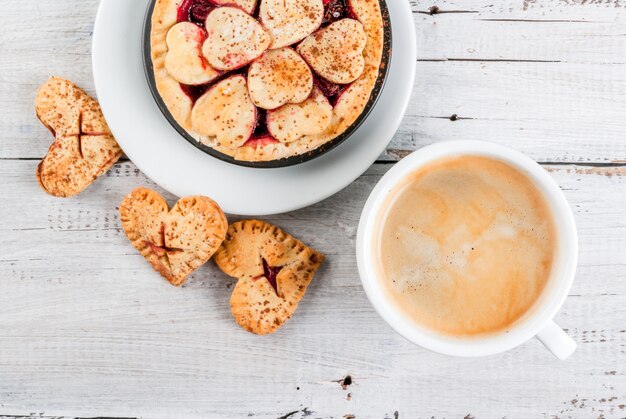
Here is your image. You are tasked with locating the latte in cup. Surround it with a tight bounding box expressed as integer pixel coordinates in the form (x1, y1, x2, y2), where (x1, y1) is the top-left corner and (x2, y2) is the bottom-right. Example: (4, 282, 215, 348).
(375, 155, 556, 336)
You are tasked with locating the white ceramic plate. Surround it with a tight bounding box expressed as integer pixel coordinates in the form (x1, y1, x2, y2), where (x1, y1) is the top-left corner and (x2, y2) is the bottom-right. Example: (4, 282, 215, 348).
(93, 0, 416, 215)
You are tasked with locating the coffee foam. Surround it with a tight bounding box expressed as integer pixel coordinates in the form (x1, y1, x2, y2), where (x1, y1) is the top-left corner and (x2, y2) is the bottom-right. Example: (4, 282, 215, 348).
(376, 156, 556, 336)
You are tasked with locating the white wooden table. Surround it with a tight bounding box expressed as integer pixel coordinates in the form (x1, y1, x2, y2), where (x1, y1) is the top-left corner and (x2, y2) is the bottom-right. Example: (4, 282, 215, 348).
(1, 1, 625, 418)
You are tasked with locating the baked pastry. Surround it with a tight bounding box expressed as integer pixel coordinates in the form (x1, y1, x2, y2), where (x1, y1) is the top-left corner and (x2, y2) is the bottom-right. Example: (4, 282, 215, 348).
(120, 188, 228, 286)
(35, 77, 122, 197)
(149, 0, 385, 162)
(214, 220, 324, 334)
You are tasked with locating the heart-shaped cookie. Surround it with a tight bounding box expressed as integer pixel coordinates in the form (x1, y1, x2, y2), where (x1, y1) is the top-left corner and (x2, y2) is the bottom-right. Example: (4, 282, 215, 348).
(191, 75, 257, 148)
(120, 188, 228, 286)
(297, 18, 367, 84)
(165, 22, 221, 85)
(259, 0, 324, 49)
(202, 7, 271, 71)
(35, 77, 122, 198)
(267, 87, 332, 142)
(248, 48, 313, 110)
(214, 220, 324, 335)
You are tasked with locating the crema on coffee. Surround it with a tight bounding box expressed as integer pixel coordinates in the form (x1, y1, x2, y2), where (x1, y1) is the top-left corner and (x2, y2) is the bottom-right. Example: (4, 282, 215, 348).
(375, 156, 556, 336)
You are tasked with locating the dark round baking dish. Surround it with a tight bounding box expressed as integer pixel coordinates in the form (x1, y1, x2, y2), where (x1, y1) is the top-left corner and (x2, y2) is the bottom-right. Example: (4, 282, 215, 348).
(143, 0, 392, 169)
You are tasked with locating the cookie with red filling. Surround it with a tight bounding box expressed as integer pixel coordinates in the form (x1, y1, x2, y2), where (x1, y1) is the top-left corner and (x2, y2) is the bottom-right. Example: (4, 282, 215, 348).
(35, 77, 122, 197)
(120, 188, 228, 286)
(214, 220, 324, 335)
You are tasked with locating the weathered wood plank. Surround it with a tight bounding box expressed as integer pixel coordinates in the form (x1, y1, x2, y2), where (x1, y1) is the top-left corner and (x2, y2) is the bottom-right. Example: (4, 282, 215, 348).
(0, 160, 624, 418)
(411, 0, 626, 17)
(414, 17, 626, 62)
(384, 61, 626, 162)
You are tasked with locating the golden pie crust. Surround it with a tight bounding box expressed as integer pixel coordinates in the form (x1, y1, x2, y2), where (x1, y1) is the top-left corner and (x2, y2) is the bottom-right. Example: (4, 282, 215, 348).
(149, 0, 384, 162)
(35, 77, 122, 197)
(214, 220, 324, 334)
(120, 187, 228, 286)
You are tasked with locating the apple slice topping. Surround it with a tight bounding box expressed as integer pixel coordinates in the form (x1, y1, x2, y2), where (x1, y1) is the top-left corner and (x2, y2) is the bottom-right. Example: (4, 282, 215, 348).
(259, 0, 324, 49)
(248, 48, 313, 110)
(202, 7, 271, 71)
(211, 0, 257, 15)
(165, 22, 221, 85)
(297, 18, 366, 84)
(191, 75, 257, 148)
(267, 87, 332, 143)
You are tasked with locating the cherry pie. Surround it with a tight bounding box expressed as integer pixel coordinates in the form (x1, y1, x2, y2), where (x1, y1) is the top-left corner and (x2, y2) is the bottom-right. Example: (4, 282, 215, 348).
(149, 0, 386, 163)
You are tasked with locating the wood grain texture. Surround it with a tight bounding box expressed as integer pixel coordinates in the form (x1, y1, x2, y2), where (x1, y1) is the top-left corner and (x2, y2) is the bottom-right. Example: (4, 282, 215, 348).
(1, 161, 625, 418)
(0, 0, 625, 418)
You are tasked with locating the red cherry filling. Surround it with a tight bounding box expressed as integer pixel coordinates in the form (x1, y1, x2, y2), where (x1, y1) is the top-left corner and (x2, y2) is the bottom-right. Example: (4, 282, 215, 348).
(143, 240, 184, 257)
(322, 0, 357, 26)
(180, 83, 211, 103)
(242, 109, 280, 148)
(314, 76, 341, 97)
(177, 0, 215, 26)
(315, 76, 349, 106)
(322, 0, 346, 25)
(179, 65, 248, 105)
(252, 107, 269, 135)
(253, 259, 283, 295)
(143, 223, 184, 258)
(173, 0, 355, 149)
(243, 134, 279, 149)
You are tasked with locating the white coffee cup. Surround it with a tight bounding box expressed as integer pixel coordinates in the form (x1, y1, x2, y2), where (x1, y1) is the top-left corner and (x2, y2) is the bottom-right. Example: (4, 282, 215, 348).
(356, 141, 578, 359)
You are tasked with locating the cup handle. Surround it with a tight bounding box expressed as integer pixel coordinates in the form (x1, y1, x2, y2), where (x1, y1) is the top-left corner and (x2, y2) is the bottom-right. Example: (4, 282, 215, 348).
(536, 320, 577, 360)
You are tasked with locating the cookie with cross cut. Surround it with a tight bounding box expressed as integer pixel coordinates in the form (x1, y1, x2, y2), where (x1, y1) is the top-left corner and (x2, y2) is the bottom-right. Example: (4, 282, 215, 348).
(214, 220, 324, 335)
(35, 77, 122, 197)
(120, 188, 228, 286)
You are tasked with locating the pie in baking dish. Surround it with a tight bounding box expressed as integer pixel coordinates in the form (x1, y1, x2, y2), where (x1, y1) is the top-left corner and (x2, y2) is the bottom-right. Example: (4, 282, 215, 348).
(149, 0, 386, 162)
